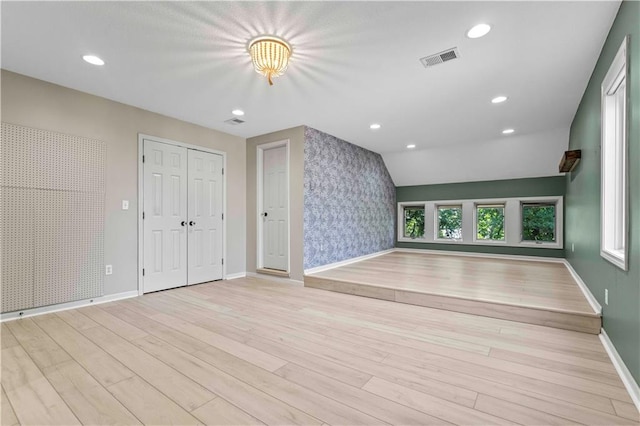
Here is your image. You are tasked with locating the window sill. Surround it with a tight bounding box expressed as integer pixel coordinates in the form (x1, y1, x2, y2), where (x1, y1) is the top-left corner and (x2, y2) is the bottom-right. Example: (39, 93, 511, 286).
(398, 238, 562, 250)
(600, 249, 627, 271)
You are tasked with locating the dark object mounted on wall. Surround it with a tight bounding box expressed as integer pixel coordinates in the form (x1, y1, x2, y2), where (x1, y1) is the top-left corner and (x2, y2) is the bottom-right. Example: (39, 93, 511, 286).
(559, 150, 582, 173)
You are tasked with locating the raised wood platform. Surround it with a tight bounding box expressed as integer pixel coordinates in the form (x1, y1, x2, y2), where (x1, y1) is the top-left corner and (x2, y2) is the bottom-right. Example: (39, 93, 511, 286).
(305, 251, 602, 334)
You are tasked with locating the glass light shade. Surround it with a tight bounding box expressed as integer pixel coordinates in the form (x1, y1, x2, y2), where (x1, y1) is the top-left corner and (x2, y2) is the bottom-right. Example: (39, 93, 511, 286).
(249, 36, 291, 85)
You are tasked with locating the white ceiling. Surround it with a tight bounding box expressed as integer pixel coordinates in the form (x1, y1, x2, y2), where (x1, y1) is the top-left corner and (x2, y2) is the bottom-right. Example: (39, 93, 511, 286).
(1, 1, 619, 182)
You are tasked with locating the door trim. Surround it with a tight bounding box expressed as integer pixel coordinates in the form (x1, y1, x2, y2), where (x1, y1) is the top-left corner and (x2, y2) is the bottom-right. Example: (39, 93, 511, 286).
(256, 139, 290, 273)
(137, 133, 227, 295)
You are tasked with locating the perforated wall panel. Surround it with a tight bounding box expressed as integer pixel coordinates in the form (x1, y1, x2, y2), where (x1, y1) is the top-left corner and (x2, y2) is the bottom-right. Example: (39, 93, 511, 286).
(1, 123, 105, 313)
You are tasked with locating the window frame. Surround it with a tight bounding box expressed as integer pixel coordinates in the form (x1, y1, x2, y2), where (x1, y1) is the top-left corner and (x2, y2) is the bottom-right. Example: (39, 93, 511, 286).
(402, 204, 426, 240)
(600, 36, 629, 271)
(435, 204, 463, 241)
(521, 202, 557, 244)
(397, 196, 563, 249)
(474, 203, 507, 244)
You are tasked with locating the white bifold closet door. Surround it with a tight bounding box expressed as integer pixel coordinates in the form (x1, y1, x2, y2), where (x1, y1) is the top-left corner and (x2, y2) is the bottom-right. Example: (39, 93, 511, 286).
(143, 140, 223, 293)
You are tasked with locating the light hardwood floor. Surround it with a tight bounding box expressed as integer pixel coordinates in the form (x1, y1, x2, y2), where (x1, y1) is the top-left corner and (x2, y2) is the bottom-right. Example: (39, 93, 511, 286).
(1, 277, 637, 425)
(306, 252, 602, 334)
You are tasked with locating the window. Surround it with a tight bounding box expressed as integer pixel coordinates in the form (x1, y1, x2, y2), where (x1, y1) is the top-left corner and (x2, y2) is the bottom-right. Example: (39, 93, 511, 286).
(522, 203, 556, 242)
(601, 36, 628, 270)
(476, 204, 505, 241)
(397, 196, 562, 249)
(403, 205, 425, 238)
(437, 205, 462, 240)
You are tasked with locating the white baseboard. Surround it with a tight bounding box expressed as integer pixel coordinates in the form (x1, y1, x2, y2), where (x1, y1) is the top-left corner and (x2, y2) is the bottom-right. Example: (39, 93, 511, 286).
(304, 248, 396, 275)
(0, 290, 139, 322)
(394, 247, 565, 263)
(600, 328, 640, 412)
(225, 272, 247, 280)
(246, 272, 304, 286)
(563, 260, 602, 314)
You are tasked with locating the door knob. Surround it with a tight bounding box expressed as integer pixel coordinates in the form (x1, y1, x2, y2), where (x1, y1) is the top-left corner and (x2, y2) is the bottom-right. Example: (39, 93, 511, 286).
(181, 221, 187, 226)
(189, 221, 196, 226)
(262, 212, 268, 217)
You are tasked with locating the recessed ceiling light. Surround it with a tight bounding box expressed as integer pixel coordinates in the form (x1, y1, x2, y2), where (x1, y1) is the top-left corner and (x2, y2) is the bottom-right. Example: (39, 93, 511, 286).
(502, 128, 515, 135)
(491, 96, 508, 104)
(370, 123, 381, 130)
(82, 55, 104, 66)
(467, 24, 491, 39)
(232, 109, 245, 116)
(406, 144, 416, 149)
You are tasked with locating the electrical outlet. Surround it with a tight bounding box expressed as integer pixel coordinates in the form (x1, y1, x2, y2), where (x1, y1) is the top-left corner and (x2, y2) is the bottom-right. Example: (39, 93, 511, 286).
(605, 288, 609, 305)
(105, 265, 113, 275)
(122, 200, 129, 210)
(571, 243, 575, 253)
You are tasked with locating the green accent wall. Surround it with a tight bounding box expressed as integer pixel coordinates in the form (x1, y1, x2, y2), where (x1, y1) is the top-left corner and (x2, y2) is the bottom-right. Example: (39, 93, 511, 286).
(396, 176, 566, 257)
(565, 0, 640, 384)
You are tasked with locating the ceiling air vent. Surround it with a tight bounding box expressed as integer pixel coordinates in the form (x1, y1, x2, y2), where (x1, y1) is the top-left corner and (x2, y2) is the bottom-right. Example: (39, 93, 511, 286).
(419, 47, 460, 68)
(224, 117, 245, 125)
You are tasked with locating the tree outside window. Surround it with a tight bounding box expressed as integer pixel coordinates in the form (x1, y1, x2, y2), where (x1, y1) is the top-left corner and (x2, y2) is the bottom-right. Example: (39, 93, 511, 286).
(522, 204, 556, 242)
(476, 205, 505, 240)
(437, 206, 462, 239)
(404, 206, 425, 238)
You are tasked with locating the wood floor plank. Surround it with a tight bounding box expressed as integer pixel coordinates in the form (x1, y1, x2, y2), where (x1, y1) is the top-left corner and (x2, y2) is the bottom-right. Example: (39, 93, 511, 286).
(1, 386, 19, 426)
(6, 318, 72, 370)
(474, 394, 580, 425)
(107, 376, 201, 425)
(43, 360, 141, 425)
(191, 397, 264, 425)
(363, 376, 515, 425)
(612, 399, 640, 422)
(2, 345, 80, 425)
(78, 305, 148, 341)
(274, 362, 451, 425)
(189, 340, 388, 425)
(128, 334, 322, 425)
(3, 277, 636, 426)
(33, 314, 135, 387)
(80, 325, 216, 412)
(1, 323, 20, 349)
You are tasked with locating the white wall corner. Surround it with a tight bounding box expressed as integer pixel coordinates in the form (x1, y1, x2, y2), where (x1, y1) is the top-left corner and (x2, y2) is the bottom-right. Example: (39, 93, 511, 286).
(599, 329, 640, 412)
(0, 290, 139, 322)
(562, 260, 602, 314)
(304, 248, 395, 275)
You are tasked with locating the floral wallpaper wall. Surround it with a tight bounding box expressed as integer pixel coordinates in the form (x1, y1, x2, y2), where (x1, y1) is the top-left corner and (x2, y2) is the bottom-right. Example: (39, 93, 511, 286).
(304, 127, 396, 269)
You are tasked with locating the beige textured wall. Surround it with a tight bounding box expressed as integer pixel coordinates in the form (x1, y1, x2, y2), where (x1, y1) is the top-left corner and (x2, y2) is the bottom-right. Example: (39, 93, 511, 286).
(246, 126, 305, 281)
(1, 70, 246, 295)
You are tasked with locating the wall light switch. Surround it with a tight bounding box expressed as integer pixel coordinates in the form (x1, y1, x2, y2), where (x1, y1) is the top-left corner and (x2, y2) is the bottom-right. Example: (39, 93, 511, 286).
(572, 243, 575, 253)
(122, 200, 129, 210)
(605, 288, 609, 305)
(105, 265, 113, 275)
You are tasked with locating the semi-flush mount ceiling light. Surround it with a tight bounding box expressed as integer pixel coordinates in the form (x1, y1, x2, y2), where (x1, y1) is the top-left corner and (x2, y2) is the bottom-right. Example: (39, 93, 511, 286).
(232, 109, 245, 116)
(82, 55, 104, 66)
(370, 123, 381, 130)
(407, 144, 416, 149)
(502, 128, 515, 134)
(467, 23, 491, 39)
(491, 96, 508, 104)
(249, 36, 291, 86)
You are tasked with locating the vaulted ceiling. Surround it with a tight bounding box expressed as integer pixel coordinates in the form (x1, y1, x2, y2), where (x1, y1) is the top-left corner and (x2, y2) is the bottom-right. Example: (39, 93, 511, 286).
(1, 1, 619, 185)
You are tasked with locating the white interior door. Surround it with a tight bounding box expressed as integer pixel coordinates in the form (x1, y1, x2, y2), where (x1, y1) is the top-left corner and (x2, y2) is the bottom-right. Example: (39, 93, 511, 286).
(188, 149, 223, 285)
(262, 145, 288, 271)
(143, 140, 188, 293)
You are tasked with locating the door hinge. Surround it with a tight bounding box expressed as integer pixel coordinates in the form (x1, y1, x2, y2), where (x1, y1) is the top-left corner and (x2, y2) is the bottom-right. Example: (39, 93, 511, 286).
(222, 213, 224, 220)
(142, 155, 145, 163)
(142, 212, 145, 220)
(222, 258, 224, 265)
(222, 168, 224, 175)
(142, 269, 145, 276)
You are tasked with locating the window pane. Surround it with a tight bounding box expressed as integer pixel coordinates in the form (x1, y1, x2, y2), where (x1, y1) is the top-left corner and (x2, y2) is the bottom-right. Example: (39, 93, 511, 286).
(403, 206, 424, 238)
(522, 204, 556, 242)
(476, 205, 505, 240)
(437, 206, 462, 239)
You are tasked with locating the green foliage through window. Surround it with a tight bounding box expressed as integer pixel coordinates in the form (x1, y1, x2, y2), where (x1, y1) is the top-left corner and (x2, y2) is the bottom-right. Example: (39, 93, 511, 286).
(437, 206, 462, 239)
(476, 205, 505, 240)
(404, 206, 425, 238)
(522, 204, 556, 242)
